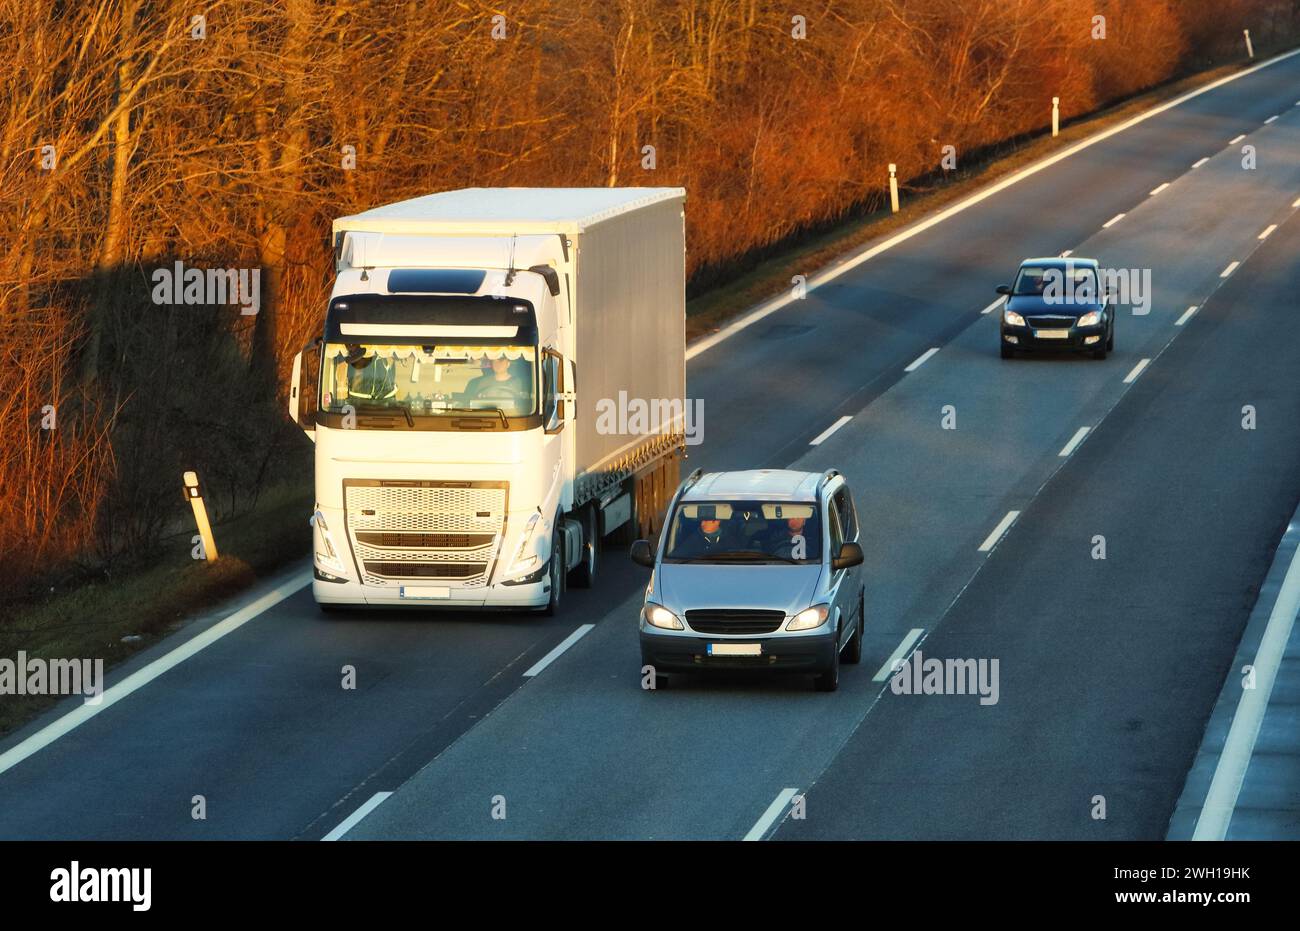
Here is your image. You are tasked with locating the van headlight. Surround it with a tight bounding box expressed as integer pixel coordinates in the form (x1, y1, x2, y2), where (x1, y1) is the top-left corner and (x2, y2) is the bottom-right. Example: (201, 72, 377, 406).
(1076, 310, 1101, 327)
(643, 604, 684, 630)
(786, 604, 830, 631)
(507, 513, 544, 576)
(313, 510, 347, 577)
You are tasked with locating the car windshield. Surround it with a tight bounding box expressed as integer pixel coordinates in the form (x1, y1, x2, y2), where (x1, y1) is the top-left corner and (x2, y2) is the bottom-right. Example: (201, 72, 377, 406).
(320, 342, 538, 421)
(664, 500, 822, 564)
(1013, 265, 1098, 298)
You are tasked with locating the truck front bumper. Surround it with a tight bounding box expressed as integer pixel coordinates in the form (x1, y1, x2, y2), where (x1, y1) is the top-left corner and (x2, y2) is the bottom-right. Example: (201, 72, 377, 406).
(313, 574, 551, 610)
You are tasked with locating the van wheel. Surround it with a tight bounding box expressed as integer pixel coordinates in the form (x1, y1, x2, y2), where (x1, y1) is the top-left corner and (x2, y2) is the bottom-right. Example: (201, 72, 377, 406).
(842, 593, 864, 665)
(815, 624, 841, 692)
(568, 505, 598, 588)
(543, 526, 563, 616)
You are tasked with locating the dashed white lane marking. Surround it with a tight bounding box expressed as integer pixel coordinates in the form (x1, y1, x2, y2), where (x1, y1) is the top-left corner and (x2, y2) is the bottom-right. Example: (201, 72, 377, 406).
(1102, 213, 1126, 229)
(981, 297, 1006, 315)
(1259, 224, 1278, 240)
(1123, 358, 1151, 384)
(321, 791, 393, 841)
(904, 347, 939, 372)
(1221, 260, 1240, 278)
(1058, 426, 1091, 458)
(1294, 196, 1300, 208)
(1149, 182, 1170, 196)
(978, 511, 1021, 553)
(1060, 249, 1074, 257)
(1264, 115, 1279, 124)
(1193, 522, 1300, 840)
(0, 569, 309, 779)
(1175, 305, 1199, 326)
(1192, 157, 1210, 168)
(809, 416, 852, 446)
(744, 787, 800, 841)
(873, 629, 925, 682)
(1229, 133, 1246, 145)
(523, 624, 595, 677)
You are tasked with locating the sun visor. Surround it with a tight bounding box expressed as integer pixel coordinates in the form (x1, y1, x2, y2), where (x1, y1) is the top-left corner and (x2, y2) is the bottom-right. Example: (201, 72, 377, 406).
(326, 294, 537, 343)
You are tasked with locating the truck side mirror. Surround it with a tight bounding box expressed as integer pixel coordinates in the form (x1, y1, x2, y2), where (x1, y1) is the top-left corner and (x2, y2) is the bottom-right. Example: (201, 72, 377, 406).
(629, 539, 655, 568)
(832, 542, 864, 571)
(289, 339, 321, 440)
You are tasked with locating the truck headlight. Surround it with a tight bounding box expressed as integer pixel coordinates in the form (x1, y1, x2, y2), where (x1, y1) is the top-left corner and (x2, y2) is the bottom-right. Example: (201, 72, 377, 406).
(507, 513, 543, 576)
(786, 604, 830, 631)
(313, 510, 347, 576)
(644, 604, 684, 630)
(1003, 310, 1026, 327)
(1076, 310, 1101, 327)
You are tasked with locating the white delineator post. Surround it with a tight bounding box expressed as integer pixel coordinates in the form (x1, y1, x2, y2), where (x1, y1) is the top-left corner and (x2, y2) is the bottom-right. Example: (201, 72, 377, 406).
(184, 470, 219, 561)
(1052, 97, 1060, 137)
(1243, 29, 1254, 59)
(888, 163, 899, 213)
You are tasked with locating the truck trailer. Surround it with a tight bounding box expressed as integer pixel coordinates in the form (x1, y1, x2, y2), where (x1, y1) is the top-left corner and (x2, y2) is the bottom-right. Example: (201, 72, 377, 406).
(288, 187, 687, 612)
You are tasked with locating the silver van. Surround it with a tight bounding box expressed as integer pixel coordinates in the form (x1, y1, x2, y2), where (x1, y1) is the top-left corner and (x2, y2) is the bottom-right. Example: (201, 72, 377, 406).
(630, 469, 865, 691)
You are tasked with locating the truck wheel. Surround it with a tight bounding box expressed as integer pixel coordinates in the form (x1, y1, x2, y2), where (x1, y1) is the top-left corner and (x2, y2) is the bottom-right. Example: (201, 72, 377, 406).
(543, 526, 564, 616)
(568, 505, 598, 588)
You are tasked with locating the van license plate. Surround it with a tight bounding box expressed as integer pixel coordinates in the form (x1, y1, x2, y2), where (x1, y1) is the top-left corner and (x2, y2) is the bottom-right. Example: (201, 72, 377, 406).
(400, 586, 450, 599)
(708, 643, 762, 656)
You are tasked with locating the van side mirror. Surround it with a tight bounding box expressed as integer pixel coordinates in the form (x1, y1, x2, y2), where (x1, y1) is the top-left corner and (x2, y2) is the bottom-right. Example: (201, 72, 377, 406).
(995, 284, 1012, 296)
(629, 539, 655, 568)
(833, 542, 864, 571)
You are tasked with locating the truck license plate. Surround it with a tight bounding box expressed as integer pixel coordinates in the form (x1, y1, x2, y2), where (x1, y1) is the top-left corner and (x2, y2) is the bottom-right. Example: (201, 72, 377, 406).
(400, 586, 450, 600)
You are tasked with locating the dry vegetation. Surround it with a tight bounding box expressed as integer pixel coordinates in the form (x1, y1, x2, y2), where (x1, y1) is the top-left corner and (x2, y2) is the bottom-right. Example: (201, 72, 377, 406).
(1, 0, 1297, 590)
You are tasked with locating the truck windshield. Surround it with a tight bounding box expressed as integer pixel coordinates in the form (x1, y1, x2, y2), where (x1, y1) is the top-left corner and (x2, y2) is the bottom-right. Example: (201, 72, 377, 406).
(663, 500, 822, 564)
(319, 342, 538, 422)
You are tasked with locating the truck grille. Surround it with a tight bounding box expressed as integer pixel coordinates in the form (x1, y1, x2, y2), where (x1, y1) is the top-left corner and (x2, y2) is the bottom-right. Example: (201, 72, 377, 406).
(685, 609, 786, 635)
(344, 480, 508, 587)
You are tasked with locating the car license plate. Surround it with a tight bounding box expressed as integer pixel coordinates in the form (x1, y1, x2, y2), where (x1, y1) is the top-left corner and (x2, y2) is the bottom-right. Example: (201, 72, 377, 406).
(1035, 329, 1070, 339)
(400, 586, 450, 600)
(708, 643, 762, 656)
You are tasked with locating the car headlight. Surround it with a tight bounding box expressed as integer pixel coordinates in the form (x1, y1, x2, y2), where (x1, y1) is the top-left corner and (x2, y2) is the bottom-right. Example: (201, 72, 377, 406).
(1003, 309, 1026, 327)
(1076, 310, 1101, 327)
(507, 512, 544, 576)
(643, 604, 684, 630)
(313, 510, 347, 576)
(786, 604, 830, 631)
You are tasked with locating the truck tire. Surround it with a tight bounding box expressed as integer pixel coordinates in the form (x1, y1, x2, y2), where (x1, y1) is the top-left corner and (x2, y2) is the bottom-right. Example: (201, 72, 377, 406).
(568, 505, 598, 588)
(543, 524, 564, 615)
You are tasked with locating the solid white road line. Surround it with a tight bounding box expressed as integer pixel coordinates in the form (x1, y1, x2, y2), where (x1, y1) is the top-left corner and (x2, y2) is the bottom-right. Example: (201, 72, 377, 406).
(1193, 526, 1300, 840)
(321, 791, 393, 841)
(904, 347, 939, 372)
(1175, 305, 1199, 326)
(523, 624, 595, 677)
(681, 46, 1300, 362)
(980, 297, 1005, 315)
(0, 570, 309, 779)
(978, 511, 1021, 553)
(1265, 115, 1279, 124)
(1149, 182, 1170, 196)
(1229, 133, 1246, 145)
(1102, 213, 1125, 229)
(809, 416, 852, 446)
(1259, 224, 1278, 240)
(1221, 261, 1240, 278)
(1123, 358, 1151, 384)
(873, 629, 925, 682)
(1192, 157, 1209, 168)
(1058, 427, 1091, 458)
(743, 787, 799, 841)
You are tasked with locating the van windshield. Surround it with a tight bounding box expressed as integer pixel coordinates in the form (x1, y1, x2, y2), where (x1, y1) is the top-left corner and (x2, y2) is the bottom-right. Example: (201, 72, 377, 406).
(664, 500, 821, 564)
(319, 342, 538, 422)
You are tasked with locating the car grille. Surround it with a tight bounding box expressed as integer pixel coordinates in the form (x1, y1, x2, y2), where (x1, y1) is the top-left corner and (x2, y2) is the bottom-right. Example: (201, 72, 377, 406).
(685, 609, 786, 635)
(344, 481, 507, 587)
(1026, 315, 1077, 328)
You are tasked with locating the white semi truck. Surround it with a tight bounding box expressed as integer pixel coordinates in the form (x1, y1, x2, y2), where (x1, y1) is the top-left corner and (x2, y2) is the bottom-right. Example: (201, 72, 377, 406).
(288, 188, 687, 612)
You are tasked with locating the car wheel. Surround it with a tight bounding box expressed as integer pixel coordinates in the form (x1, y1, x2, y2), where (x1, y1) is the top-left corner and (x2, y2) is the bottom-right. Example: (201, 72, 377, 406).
(815, 623, 841, 692)
(842, 593, 864, 665)
(568, 505, 598, 588)
(543, 526, 563, 616)
(1107, 322, 1115, 351)
(1092, 343, 1108, 360)
(1000, 343, 1015, 359)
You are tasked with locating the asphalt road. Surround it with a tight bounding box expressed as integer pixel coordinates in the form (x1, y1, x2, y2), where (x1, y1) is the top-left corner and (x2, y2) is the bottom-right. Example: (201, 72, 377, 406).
(1, 50, 1298, 840)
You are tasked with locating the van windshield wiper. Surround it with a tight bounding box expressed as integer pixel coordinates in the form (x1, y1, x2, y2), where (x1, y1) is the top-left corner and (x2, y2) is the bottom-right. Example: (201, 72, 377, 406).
(690, 550, 800, 564)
